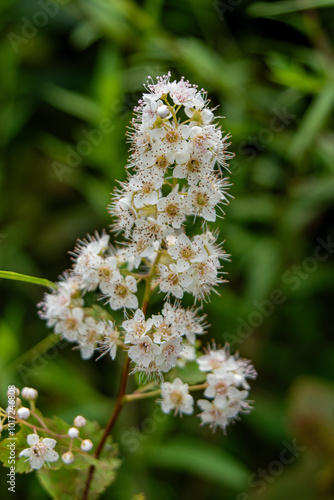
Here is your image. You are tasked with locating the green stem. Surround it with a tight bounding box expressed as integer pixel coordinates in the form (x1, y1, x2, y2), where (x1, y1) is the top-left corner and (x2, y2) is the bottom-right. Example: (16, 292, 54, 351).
(123, 383, 208, 403)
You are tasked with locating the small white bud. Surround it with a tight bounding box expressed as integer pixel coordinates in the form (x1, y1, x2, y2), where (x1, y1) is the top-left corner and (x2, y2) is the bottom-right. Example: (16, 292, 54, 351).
(68, 427, 79, 438)
(7, 387, 20, 398)
(62, 451, 74, 464)
(73, 415, 86, 428)
(17, 407, 30, 420)
(21, 387, 38, 401)
(157, 104, 170, 119)
(81, 439, 93, 452)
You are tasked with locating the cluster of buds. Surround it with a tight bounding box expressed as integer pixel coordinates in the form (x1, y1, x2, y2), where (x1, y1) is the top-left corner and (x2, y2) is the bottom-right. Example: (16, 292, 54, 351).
(0, 387, 93, 470)
(37, 73, 256, 432)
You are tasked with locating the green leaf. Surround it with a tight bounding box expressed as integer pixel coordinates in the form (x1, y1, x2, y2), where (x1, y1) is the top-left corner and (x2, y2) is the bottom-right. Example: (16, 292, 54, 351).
(144, 437, 250, 490)
(288, 84, 334, 163)
(37, 453, 120, 499)
(41, 84, 102, 124)
(173, 361, 207, 385)
(0, 425, 36, 473)
(0, 271, 56, 289)
(248, 0, 334, 17)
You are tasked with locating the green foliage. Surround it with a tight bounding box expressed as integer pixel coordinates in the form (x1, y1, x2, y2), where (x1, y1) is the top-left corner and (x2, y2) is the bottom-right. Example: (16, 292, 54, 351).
(0, 271, 56, 289)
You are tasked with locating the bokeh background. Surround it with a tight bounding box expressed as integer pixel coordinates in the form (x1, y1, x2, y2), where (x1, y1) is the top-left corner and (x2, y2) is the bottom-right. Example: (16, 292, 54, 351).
(1, 0, 334, 499)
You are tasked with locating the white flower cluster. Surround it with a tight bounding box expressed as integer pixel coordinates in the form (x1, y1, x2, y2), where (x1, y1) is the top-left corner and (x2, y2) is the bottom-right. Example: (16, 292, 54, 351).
(111, 73, 232, 302)
(17, 412, 93, 470)
(36, 74, 256, 433)
(196, 345, 257, 432)
(123, 303, 206, 377)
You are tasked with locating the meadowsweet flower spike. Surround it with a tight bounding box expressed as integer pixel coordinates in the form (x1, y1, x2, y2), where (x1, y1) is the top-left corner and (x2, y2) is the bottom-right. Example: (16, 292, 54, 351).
(27, 72, 258, 500)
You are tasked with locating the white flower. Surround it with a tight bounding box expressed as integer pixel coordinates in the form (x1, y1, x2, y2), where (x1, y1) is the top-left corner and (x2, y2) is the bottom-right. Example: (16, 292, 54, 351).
(109, 196, 137, 237)
(106, 276, 138, 310)
(123, 309, 148, 343)
(185, 106, 213, 125)
(173, 147, 212, 186)
(158, 264, 192, 299)
(167, 233, 207, 272)
(141, 95, 160, 127)
(19, 434, 59, 470)
(77, 316, 100, 360)
(160, 378, 194, 416)
(38, 276, 83, 328)
(72, 231, 110, 260)
(74, 254, 120, 293)
(144, 73, 171, 101)
(174, 307, 207, 344)
(197, 392, 251, 433)
(176, 344, 196, 367)
(213, 356, 257, 390)
(157, 337, 184, 372)
(190, 125, 222, 155)
(197, 347, 227, 372)
(169, 79, 199, 106)
(197, 398, 232, 432)
(187, 257, 221, 301)
(150, 306, 181, 344)
(186, 179, 222, 222)
(157, 188, 187, 229)
(97, 320, 119, 360)
(128, 335, 160, 368)
(129, 170, 163, 208)
(54, 307, 84, 342)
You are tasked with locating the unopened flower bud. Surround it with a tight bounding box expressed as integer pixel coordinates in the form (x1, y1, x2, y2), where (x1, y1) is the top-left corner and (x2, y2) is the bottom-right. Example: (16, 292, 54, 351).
(68, 427, 79, 438)
(21, 387, 38, 401)
(73, 415, 86, 428)
(7, 387, 20, 398)
(62, 451, 74, 464)
(81, 439, 93, 452)
(17, 407, 30, 420)
(157, 104, 170, 118)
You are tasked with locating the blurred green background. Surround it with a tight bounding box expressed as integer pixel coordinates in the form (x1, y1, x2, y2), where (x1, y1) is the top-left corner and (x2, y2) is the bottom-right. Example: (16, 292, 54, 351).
(1, 0, 334, 499)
